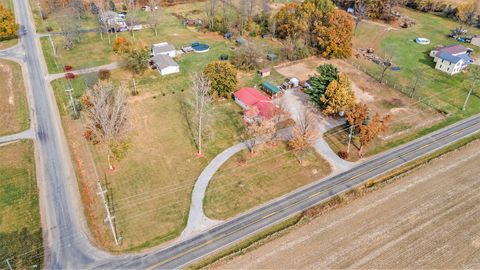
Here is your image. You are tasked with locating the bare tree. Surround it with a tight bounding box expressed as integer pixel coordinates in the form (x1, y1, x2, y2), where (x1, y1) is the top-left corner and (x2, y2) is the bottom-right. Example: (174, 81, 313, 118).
(70, 0, 86, 19)
(191, 73, 212, 156)
(410, 68, 424, 97)
(58, 8, 82, 50)
(288, 109, 318, 163)
(206, 0, 218, 31)
(353, 0, 368, 35)
(148, 0, 161, 36)
(82, 82, 130, 170)
(128, 0, 138, 39)
(463, 66, 480, 111)
(379, 55, 393, 83)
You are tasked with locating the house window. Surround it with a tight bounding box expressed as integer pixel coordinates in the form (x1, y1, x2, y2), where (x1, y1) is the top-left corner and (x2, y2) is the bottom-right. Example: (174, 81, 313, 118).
(440, 65, 442, 68)
(447, 67, 450, 71)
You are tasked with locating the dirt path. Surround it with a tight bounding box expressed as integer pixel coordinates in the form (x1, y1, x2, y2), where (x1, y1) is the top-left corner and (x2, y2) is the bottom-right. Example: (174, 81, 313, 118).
(213, 140, 480, 269)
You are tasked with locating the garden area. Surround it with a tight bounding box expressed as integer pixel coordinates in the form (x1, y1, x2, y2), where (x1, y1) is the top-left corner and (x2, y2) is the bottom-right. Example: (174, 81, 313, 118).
(0, 59, 29, 136)
(204, 143, 331, 220)
(0, 140, 43, 269)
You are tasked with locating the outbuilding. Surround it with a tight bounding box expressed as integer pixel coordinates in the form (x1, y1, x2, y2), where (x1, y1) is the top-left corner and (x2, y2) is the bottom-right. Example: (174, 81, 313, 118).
(152, 55, 180, 76)
(259, 68, 270, 77)
(261, 81, 281, 97)
(152, 42, 176, 57)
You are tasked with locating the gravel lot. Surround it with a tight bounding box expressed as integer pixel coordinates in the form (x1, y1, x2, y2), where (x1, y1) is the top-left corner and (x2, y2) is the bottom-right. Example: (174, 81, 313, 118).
(214, 140, 480, 269)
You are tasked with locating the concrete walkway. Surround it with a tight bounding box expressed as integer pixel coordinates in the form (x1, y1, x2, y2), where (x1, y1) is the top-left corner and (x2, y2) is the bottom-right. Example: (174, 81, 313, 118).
(45, 62, 123, 82)
(279, 89, 356, 173)
(180, 142, 247, 239)
(0, 129, 35, 145)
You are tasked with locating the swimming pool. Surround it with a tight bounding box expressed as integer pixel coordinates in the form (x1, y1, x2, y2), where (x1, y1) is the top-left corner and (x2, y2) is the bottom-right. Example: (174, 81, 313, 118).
(191, 42, 210, 53)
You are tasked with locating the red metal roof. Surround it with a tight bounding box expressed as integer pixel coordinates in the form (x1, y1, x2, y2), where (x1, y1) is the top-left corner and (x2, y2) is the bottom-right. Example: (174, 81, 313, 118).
(234, 88, 274, 119)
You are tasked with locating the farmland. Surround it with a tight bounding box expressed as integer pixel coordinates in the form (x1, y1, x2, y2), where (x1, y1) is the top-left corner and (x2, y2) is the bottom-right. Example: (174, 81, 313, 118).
(215, 139, 480, 269)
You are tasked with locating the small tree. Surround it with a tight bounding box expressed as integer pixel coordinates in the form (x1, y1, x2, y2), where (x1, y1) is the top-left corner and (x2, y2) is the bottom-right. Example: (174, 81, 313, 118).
(358, 112, 390, 156)
(203, 61, 238, 99)
(288, 110, 318, 163)
(306, 63, 338, 107)
(82, 82, 130, 170)
(147, 0, 161, 36)
(125, 46, 150, 75)
(353, 0, 368, 34)
(231, 43, 263, 71)
(345, 102, 369, 154)
(112, 37, 130, 53)
(108, 0, 116, 11)
(98, 69, 111, 80)
(320, 73, 356, 115)
(58, 8, 82, 50)
(90, 2, 99, 15)
(191, 73, 211, 156)
(0, 5, 18, 40)
(379, 55, 393, 83)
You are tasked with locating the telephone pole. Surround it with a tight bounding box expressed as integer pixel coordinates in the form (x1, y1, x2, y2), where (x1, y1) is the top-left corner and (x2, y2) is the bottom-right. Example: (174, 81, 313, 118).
(96, 179, 119, 245)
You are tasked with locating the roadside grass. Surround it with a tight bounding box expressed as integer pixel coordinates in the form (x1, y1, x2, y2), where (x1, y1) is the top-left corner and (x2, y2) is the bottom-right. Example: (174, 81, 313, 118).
(204, 143, 332, 220)
(0, 59, 29, 136)
(0, 140, 43, 269)
(352, 8, 480, 116)
(51, 49, 245, 250)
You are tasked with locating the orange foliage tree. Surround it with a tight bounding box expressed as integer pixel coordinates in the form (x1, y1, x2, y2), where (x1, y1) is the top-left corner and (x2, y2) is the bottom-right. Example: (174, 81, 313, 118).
(0, 5, 18, 40)
(316, 10, 354, 58)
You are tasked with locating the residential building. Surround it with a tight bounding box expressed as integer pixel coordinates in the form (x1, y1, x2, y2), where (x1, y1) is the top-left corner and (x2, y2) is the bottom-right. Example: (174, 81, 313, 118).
(233, 88, 274, 121)
(429, 45, 473, 75)
(151, 55, 180, 76)
(152, 42, 176, 57)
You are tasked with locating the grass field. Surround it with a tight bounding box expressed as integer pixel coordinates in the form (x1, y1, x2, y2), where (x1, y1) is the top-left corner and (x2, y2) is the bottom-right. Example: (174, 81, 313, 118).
(0, 59, 29, 136)
(204, 143, 332, 220)
(0, 140, 43, 269)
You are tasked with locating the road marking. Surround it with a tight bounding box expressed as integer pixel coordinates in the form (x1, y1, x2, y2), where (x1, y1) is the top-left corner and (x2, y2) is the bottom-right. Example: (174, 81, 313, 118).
(148, 121, 480, 269)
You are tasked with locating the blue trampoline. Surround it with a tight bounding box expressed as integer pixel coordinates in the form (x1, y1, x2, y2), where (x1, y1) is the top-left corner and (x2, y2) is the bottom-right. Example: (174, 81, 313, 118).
(191, 42, 210, 53)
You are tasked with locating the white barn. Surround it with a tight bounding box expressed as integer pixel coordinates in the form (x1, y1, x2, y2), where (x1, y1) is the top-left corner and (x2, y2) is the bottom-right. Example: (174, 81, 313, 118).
(152, 55, 179, 76)
(152, 42, 176, 57)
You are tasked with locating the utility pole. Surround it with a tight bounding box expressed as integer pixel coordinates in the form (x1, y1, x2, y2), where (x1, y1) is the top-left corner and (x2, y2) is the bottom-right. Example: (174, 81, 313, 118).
(463, 67, 480, 111)
(347, 124, 353, 154)
(4, 259, 13, 270)
(96, 179, 119, 245)
(65, 87, 78, 118)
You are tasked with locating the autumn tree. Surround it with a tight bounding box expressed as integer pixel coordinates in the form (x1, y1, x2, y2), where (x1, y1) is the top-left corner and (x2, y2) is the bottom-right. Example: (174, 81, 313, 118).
(316, 9, 354, 58)
(275, 2, 301, 39)
(203, 61, 238, 99)
(125, 45, 150, 75)
(243, 117, 276, 154)
(320, 73, 356, 115)
(281, 37, 311, 61)
(0, 5, 18, 40)
(345, 102, 368, 153)
(191, 73, 211, 156)
(231, 42, 263, 71)
(358, 112, 390, 156)
(288, 110, 318, 163)
(306, 63, 338, 107)
(457, 3, 478, 27)
(82, 82, 130, 170)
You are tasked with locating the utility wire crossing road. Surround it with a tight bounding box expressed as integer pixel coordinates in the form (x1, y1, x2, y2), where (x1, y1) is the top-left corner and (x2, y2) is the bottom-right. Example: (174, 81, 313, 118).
(100, 115, 480, 269)
(13, 0, 480, 267)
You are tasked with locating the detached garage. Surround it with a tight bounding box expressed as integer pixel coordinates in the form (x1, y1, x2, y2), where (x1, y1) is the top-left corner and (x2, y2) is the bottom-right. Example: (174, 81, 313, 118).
(152, 55, 180, 75)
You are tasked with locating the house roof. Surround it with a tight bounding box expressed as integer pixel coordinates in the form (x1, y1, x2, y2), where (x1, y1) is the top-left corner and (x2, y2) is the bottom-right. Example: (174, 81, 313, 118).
(437, 51, 472, 64)
(255, 101, 274, 118)
(438, 44, 469, 55)
(234, 88, 270, 106)
(152, 43, 175, 55)
(261, 82, 280, 94)
(152, 55, 179, 69)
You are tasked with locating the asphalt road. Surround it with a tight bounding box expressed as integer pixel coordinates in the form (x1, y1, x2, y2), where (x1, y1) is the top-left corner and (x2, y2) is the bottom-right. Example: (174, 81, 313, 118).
(13, 0, 480, 268)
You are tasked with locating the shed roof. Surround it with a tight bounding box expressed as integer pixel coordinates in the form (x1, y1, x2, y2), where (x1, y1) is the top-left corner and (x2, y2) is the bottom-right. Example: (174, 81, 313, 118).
(152, 43, 176, 55)
(152, 55, 179, 69)
(261, 82, 280, 94)
(234, 87, 270, 106)
(438, 44, 469, 55)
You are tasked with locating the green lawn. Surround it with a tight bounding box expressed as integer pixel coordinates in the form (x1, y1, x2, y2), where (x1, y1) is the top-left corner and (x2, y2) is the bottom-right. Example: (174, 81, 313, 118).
(204, 143, 332, 220)
(0, 59, 29, 136)
(352, 8, 480, 117)
(0, 140, 43, 269)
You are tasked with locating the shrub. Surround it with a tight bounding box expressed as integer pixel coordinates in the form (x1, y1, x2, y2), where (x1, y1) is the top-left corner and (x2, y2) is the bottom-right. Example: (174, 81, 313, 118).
(98, 69, 111, 80)
(112, 37, 130, 54)
(65, 73, 76, 80)
(338, 150, 349, 160)
(64, 65, 73, 71)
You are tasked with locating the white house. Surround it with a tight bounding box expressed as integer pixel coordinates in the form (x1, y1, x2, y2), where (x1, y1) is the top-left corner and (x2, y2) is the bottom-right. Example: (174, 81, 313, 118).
(152, 55, 179, 76)
(471, 36, 480, 47)
(430, 45, 473, 75)
(152, 42, 176, 57)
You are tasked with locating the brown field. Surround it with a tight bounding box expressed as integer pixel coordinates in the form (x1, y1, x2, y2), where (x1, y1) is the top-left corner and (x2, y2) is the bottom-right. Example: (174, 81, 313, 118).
(0, 59, 29, 136)
(214, 139, 480, 269)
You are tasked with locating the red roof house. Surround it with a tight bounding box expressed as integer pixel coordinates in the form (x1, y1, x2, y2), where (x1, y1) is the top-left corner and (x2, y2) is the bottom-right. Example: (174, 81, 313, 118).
(233, 88, 274, 121)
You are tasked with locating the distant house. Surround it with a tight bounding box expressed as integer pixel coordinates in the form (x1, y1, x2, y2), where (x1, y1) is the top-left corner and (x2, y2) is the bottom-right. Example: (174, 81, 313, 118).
(471, 36, 480, 47)
(429, 45, 473, 75)
(233, 88, 274, 121)
(152, 42, 176, 57)
(151, 55, 180, 76)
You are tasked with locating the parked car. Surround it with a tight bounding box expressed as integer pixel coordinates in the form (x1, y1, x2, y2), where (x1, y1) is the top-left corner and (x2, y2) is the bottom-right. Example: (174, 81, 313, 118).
(224, 32, 233, 39)
(18, 25, 27, 36)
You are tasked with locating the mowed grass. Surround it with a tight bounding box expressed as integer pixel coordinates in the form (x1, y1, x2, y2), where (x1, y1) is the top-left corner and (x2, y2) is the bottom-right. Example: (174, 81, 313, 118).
(0, 0, 18, 50)
(0, 59, 29, 136)
(204, 143, 332, 220)
(0, 140, 43, 269)
(352, 8, 480, 117)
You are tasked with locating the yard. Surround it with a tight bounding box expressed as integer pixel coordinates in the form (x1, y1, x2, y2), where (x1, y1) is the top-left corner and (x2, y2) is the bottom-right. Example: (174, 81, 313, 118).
(0, 140, 43, 269)
(204, 143, 332, 220)
(0, 59, 29, 136)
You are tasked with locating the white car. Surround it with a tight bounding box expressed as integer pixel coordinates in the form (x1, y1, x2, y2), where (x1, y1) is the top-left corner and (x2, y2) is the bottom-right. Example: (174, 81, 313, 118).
(129, 24, 143, 31)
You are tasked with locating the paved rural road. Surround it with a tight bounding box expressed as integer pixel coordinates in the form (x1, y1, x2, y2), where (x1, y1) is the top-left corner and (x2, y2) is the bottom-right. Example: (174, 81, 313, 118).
(14, 0, 480, 269)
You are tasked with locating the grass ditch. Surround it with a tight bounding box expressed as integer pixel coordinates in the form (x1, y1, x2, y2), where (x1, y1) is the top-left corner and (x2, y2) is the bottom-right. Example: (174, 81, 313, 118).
(189, 132, 480, 269)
